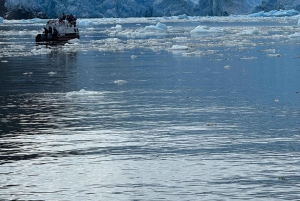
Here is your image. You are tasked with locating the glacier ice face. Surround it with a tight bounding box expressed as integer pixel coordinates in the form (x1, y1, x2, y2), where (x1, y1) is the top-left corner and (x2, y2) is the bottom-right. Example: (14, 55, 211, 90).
(2, 0, 300, 19)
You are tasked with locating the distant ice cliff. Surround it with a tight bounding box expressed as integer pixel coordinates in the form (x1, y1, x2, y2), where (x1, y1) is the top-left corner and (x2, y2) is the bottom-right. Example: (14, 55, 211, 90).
(1, 0, 300, 19)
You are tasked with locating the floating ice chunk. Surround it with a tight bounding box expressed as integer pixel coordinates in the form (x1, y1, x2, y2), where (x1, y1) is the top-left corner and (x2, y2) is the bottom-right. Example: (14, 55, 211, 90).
(274, 98, 279, 102)
(131, 55, 137, 59)
(20, 18, 43, 23)
(113, 80, 127, 85)
(224, 65, 231, 69)
(112, 24, 122, 30)
(31, 47, 52, 55)
(66, 89, 103, 98)
(259, 49, 276, 53)
(177, 14, 189, 19)
(248, 9, 299, 17)
(1, 60, 8, 62)
(237, 28, 259, 36)
(68, 38, 80, 43)
(23, 72, 33, 75)
(78, 19, 96, 26)
(145, 22, 167, 31)
(48, 71, 57, 75)
(155, 22, 167, 30)
(0, 17, 3, 24)
(190, 25, 223, 34)
(240, 57, 258, 60)
(267, 54, 282, 58)
(169, 45, 189, 50)
(289, 32, 300, 39)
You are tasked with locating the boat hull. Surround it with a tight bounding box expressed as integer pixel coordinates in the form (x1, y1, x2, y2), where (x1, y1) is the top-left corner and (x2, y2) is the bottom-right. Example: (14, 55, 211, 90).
(35, 33, 80, 44)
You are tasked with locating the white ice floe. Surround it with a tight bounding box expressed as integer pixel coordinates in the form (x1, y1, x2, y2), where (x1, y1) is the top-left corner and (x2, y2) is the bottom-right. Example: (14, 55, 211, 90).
(20, 18, 45, 23)
(169, 45, 189, 50)
(289, 32, 300, 39)
(237, 28, 259, 36)
(31, 47, 52, 55)
(48, 71, 57, 75)
(66, 89, 103, 98)
(145, 22, 168, 31)
(113, 80, 128, 85)
(111, 24, 122, 30)
(190, 25, 223, 34)
(68, 38, 80, 43)
(240, 56, 258, 60)
(267, 54, 282, 58)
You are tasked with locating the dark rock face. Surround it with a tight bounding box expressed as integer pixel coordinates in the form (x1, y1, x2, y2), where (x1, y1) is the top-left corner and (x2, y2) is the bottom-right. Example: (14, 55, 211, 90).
(0, 0, 7, 17)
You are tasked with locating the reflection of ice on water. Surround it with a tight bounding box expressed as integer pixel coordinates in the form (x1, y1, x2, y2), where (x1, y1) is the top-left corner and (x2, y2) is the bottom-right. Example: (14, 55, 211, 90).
(66, 89, 104, 98)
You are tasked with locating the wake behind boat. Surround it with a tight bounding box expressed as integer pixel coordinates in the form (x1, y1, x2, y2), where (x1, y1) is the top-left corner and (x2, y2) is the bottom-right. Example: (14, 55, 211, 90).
(35, 14, 80, 44)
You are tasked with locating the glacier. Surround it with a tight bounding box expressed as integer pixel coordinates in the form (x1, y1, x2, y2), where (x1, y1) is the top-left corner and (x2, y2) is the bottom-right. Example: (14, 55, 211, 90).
(1, 0, 300, 19)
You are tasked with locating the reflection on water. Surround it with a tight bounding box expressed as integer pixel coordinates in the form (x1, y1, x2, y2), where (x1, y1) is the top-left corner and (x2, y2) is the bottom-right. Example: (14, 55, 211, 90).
(1, 18, 300, 200)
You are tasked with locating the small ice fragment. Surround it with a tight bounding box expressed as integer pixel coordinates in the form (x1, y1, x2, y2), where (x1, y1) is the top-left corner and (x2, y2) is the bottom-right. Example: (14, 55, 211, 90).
(1, 60, 8, 62)
(267, 54, 282, 58)
(68, 38, 80, 43)
(169, 45, 189, 50)
(259, 49, 276, 53)
(155, 22, 167, 30)
(240, 56, 258, 60)
(114, 80, 127, 85)
(23, 72, 33, 75)
(131, 55, 137, 59)
(191, 25, 223, 34)
(206, 123, 218, 127)
(237, 28, 259, 36)
(48, 71, 57, 75)
(224, 65, 231, 69)
(274, 98, 279, 102)
(289, 32, 300, 39)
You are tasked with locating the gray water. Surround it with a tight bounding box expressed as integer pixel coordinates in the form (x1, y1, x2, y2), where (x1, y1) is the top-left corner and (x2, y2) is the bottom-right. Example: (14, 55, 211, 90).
(1, 16, 300, 200)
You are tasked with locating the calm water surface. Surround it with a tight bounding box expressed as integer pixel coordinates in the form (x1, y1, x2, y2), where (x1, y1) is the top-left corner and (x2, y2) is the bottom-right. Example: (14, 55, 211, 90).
(1, 17, 300, 200)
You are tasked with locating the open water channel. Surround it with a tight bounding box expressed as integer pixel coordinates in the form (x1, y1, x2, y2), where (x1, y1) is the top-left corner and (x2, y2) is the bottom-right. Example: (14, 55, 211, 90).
(1, 15, 300, 200)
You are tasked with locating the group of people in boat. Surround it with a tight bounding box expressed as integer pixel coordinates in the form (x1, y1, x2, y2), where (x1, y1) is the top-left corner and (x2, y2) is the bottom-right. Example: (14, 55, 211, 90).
(42, 13, 77, 41)
(59, 13, 77, 26)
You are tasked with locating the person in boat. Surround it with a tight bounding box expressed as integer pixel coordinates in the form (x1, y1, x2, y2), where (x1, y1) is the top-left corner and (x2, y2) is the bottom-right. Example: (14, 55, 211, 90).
(71, 15, 77, 27)
(43, 27, 48, 41)
(52, 28, 58, 41)
(59, 13, 66, 21)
